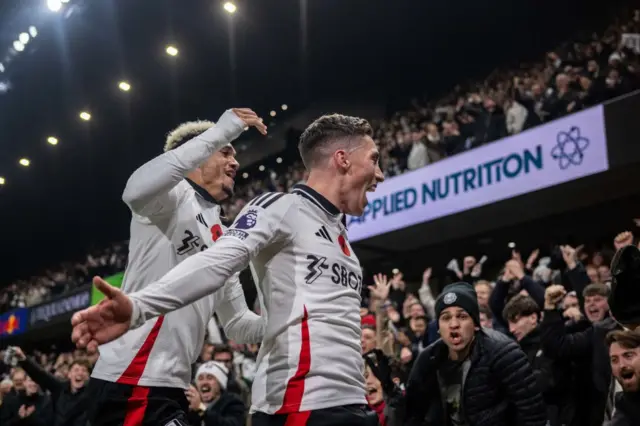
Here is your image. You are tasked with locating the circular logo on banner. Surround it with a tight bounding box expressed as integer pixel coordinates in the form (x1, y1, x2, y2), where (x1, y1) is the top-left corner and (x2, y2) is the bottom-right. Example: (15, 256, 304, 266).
(234, 209, 258, 230)
(443, 292, 457, 305)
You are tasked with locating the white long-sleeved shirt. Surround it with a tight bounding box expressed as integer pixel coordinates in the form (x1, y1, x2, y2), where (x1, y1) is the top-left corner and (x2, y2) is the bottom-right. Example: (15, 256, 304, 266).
(126, 185, 367, 414)
(91, 110, 265, 389)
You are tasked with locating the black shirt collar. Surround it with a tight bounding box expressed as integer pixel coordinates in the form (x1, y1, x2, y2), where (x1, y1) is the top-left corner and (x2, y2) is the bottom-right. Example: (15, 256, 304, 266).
(185, 178, 220, 205)
(292, 184, 340, 216)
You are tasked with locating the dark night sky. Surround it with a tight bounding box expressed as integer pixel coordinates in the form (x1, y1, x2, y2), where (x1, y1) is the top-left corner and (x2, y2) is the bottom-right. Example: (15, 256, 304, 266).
(0, 0, 611, 281)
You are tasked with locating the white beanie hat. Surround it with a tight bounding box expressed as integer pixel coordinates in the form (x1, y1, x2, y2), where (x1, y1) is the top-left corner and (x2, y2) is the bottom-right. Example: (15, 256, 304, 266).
(196, 361, 228, 390)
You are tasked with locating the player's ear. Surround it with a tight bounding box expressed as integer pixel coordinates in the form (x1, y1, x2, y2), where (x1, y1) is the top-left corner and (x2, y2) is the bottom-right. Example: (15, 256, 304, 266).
(334, 149, 350, 171)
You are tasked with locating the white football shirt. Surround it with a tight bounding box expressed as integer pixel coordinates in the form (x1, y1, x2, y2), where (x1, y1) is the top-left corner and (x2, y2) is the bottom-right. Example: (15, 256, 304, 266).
(126, 185, 367, 413)
(91, 110, 265, 389)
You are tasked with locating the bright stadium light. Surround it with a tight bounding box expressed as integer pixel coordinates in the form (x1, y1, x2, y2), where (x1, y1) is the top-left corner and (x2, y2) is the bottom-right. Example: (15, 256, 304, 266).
(29, 26, 38, 38)
(0, 63, 4, 73)
(19, 33, 30, 45)
(508, 241, 516, 249)
(269, 110, 276, 117)
(47, 0, 62, 12)
(0, 177, 5, 185)
(276, 157, 283, 164)
(281, 104, 288, 111)
(242, 172, 248, 179)
(118, 81, 131, 92)
(79, 111, 91, 121)
(223, 2, 237, 14)
(19, 158, 30, 167)
(258, 165, 265, 171)
(61, 0, 70, 3)
(13, 41, 25, 52)
(166, 45, 178, 56)
(47, 136, 58, 145)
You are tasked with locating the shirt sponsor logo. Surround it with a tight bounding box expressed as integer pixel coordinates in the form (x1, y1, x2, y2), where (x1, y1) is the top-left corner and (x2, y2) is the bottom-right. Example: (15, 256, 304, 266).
(234, 209, 258, 230)
(304, 254, 362, 294)
(176, 230, 202, 255)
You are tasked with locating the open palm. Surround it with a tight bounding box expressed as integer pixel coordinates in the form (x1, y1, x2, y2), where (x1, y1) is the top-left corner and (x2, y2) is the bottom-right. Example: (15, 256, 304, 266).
(71, 276, 134, 353)
(368, 273, 391, 301)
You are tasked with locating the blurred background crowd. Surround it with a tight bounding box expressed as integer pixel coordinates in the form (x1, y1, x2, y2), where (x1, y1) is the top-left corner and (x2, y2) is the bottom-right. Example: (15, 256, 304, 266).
(0, 3, 639, 426)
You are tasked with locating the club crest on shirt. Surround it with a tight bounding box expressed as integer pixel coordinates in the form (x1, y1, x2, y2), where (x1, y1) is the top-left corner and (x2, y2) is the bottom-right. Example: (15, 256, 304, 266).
(443, 292, 457, 304)
(234, 209, 258, 230)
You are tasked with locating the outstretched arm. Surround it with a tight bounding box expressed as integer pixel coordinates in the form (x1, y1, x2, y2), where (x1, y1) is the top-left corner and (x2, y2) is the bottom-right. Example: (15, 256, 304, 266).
(128, 195, 293, 328)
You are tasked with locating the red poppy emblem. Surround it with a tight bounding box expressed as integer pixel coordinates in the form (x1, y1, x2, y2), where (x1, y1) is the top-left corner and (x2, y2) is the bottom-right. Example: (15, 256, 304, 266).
(338, 235, 351, 257)
(211, 224, 223, 242)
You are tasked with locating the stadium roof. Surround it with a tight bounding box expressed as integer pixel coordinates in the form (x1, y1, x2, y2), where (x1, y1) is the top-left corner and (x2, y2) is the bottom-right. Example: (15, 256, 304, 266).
(0, 0, 605, 280)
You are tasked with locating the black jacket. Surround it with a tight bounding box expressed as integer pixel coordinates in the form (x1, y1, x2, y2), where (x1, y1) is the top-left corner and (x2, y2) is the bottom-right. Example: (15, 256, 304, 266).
(539, 309, 619, 426)
(610, 392, 640, 426)
(3, 391, 52, 426)
(186, 391, 246, 426)
(402, 328, 547, 426)
(519, 327, 575, 426)
(18, 358, 89, 426)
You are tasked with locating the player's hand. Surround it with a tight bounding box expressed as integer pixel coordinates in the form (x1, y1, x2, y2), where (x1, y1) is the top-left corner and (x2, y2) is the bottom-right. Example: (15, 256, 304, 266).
(71, 276, 133, 353)
(231, 108, 267, 135)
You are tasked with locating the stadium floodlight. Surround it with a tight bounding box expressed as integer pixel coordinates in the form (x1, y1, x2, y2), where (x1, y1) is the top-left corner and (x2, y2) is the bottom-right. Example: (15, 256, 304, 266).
(0, 177, 5, 185)
(508, 241, 516, 248)
(276, 157, 283, 164)
(223, 2, 237, 14)
(19, 158, 30, 167)
(47, 0, 62, 12)
(13, 41, 25, 52)
(165, 45, 178, 56)
(19, 33, 30, 45)
(118, 81, 131, 92)
(242, 172, 248, 179)
(258, 165, 265, 171)
(47, 136, 58, 145)
(79, 111, 91, 121)
(29, 26, 38, 38)
(61, 0, 69, 3)
(269, 110, 276, 117)
(0, 63, 4, 73)
(281, 104, 288, 111)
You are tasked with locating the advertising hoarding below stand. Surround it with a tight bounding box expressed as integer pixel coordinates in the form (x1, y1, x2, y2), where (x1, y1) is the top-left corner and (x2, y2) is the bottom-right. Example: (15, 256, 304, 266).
(0, 308, 28, 338)
(29, 287, 91, 327)
(347, 105, 609, 242)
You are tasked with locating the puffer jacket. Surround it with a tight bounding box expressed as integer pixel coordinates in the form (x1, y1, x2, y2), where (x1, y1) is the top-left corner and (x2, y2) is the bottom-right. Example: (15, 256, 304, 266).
(401, 328, 547, 426)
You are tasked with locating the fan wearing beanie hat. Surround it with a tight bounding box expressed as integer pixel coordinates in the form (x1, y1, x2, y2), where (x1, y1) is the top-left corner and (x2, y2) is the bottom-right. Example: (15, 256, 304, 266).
(435, 282, 481, 358)
(196, 361, 228, 404)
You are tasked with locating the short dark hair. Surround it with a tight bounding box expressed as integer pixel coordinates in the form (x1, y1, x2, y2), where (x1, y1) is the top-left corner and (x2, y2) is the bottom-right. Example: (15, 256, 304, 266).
(411, 315, 427, 324)
(606, 329, 640, 349)
(503, 294, 540, 323)
(298, 114, 373, 169)
(69, 359, 91, 372)
(583, 283, 610, 298)
(213, 344, 233, 358)
(479, 304, 493, 320)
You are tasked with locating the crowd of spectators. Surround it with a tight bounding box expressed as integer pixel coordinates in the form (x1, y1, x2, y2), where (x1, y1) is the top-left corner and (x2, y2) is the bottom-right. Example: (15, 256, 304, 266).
(0, 7, 639, 426)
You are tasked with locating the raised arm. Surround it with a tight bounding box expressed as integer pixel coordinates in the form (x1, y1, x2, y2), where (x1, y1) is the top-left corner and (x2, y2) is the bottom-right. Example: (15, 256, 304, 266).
(121, 109, 246, 217)
(72, 194, 293, 351)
